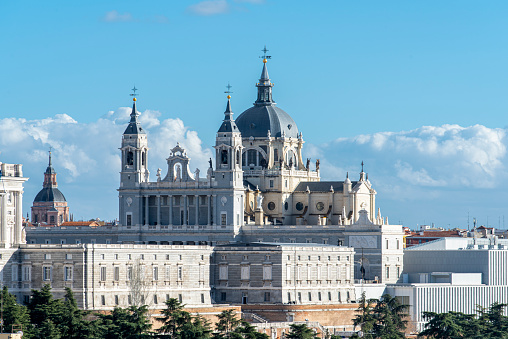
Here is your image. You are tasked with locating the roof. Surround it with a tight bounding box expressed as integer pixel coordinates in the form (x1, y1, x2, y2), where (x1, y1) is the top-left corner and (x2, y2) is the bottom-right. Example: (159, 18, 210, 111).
(294, 181, 358, 193)
(123, 101, 146, 135)
(218, 99, 239, 133)
(61, 221, 100, 227)
(33, 187, 66, 203)
(235, 105, 298, 138)
(408, 231, 465, 238)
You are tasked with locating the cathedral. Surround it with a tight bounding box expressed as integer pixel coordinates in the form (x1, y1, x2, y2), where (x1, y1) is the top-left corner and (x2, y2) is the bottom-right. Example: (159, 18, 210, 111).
(31, 151, 69, 226)
(118, 58, 381, 237)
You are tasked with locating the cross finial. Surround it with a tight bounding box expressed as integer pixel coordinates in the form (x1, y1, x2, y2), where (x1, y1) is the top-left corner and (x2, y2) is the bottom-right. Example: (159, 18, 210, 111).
(361, 161, 364, 172)
(48, 147, 53, 166)
(260, 45, 271, 60)
(130, 86, 138, 97)
(224, 82, 233, 94)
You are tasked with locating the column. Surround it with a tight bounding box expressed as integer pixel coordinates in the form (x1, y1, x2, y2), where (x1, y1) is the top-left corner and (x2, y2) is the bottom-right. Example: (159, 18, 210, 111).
(207, 195, 211, 225)
(145, 195, 149, 226)
(156, 195, 161, 226)
(183, 195, 187, 226)
(169, 195, 173, 226)
(212, 195, 217, 226)
(15, 191, 23, 244)
(195, 195, 199, 226)
(1, 192, 6, 245)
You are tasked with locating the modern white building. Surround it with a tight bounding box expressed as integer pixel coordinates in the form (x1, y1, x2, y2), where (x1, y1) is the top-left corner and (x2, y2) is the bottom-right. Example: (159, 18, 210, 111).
(388, 237, 508, 331)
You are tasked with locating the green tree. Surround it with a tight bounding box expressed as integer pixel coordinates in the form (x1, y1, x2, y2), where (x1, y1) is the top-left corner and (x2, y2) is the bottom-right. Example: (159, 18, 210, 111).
(157, 298, 193, 338)
(234, 321, 269, 339)
(286, 324, 319, 339)
(98, 305, 152, 339)
(352, 292, 376, 339)
(0, 286, 33, 337)
(178, 314, 213, 339)
(214, 309, 242, 339)
(28, 284, 67, 338)
(371, 294, 408, 339)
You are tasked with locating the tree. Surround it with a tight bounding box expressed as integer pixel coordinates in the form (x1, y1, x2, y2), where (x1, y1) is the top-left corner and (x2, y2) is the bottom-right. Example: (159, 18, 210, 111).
(352, 292, 376, 339)
(234, 321, 269, 339)
(179, 314, 213, 339)
(371, 294, 409, 339)
(128, 258, 153, 308)
(0, 286, 33, 338)
(286, 324, 319, 339)
(98, 305, 153, 339)
(214, 309, 242, 339)
(157, 298, 192, 338)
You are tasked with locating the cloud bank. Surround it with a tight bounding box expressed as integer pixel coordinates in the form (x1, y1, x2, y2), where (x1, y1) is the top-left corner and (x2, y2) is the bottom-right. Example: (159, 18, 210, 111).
(0, 109, 212, 220)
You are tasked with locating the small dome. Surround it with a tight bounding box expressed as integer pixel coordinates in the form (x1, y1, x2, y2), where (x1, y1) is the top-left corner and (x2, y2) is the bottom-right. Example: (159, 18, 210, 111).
(235, 105, 299, 138)
(34, 187, 67, 203)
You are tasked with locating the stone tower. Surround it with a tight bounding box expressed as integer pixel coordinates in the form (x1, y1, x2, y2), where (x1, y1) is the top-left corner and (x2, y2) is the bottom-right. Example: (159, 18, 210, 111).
(31, 151, 69, 226)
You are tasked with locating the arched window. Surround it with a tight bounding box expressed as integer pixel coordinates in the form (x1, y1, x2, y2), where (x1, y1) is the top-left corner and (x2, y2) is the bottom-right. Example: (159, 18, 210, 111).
(221, 150, 228, 164)
(243, 149, 266, 168)
(127, 151, 134, 166)
(236, 150, 240, 165)
(286, 149, 297, 168)
(142, 151, 146, 166)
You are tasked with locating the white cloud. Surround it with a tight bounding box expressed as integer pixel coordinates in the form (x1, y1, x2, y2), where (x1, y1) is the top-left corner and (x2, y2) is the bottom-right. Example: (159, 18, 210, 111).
(102, 10, 134, 23)
(319, 124, 506, 188)
(187, 0, 229, 16)
(0, 109, 212, 221)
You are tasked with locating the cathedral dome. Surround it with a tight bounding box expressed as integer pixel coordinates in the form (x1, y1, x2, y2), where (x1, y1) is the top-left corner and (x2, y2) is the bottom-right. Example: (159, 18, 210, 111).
(235, 105, 299, 138)
(34, 187, 67, 203)
(235, 59, 299, 139)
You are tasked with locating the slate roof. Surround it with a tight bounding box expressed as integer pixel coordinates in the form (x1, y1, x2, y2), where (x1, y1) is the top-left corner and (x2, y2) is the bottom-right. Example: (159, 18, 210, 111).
(293, 181, 358, 193)
(235, 105, 298, 138)
(34, 187, 66, 203)
(123, 101, 146, 135)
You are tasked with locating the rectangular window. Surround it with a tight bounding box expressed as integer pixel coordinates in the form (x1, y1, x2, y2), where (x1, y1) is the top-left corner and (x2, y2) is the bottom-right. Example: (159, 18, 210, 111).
(24, 254, 30, 259)
(44, 254, 51, 260)
(241, 265, 250, 280)
(166, 266, 171, 281)
(318, 292, 322, 301)
(219, 265, 228, 280)
(115, 295, 119, 305)
(100, 254, 105, 260)
(386, 267, 390, 279)
(308, 292, 312, 301)
(386, 239, 389, 249)
(128, 295, 132, 305)
(287, 292, 291, 302)
(274, 149, 278, 162)
(43, 266, 51, 281)
(221, 213, 227, 226)
(114, 254, 118, 260)
(269, 180, 274, 188)
(178, 294, 182, 303)
(153, 266, 159, 281)
(397, 239, 400, 249)
(263, 266, 272, 280)
(397, 266, 400, 278)
(178, 266, 183, 280)
(298, 292, 302, 302)
(114, 267, 120, 281)
(66, 254, 72, 260)
(201, 293, 205, 304)
(220, 292, 226, 302)
(338, 292, 341, 302)
(100, 267, 106, 281)
(127, 266, 133, 281)
(11, 265, 18, 282)
(328, 292, 331, 301)
(101, 295, 106, 306)
(166, 294, 170, 301)
(22, 266, 31, 281)
(126, 214, 132, 226)
(64, 267, 73, 281)
(128, 254, 132, 260)
(154, 295, 158, 304)
(264, 292, 271, 302)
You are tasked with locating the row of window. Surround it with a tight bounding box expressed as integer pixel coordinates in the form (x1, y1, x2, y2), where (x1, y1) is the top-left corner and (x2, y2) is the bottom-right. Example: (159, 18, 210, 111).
(100, 265, 192, 282)
(98, 253, 203, 261)
(218, 291, 352, 303)
(11, 265, 73, 282)
(220, 254, 350, 262)
(100, 293, 206, 306)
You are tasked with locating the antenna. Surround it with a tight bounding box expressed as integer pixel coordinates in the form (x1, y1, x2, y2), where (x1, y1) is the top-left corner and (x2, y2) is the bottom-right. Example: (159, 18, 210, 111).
(224, 82, 233, 94)
(130, 86, 138, 98)
(260, 45, 271, 60)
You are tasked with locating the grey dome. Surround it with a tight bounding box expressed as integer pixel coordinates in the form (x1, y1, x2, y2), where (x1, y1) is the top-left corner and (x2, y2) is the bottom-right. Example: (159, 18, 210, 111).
(235, 105, 299, 138)
(34, 187, 67, 203)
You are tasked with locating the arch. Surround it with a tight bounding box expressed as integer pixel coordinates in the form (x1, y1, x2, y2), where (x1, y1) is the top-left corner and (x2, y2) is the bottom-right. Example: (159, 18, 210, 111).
(173, 163, 182, 181)
(242, 147, 267, 168)
(127, 151, 134, 166)
(284, 148, 298, 168)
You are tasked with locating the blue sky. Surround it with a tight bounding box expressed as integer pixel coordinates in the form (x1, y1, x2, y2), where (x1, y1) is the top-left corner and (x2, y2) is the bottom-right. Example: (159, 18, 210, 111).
(2, 1, 508, 229)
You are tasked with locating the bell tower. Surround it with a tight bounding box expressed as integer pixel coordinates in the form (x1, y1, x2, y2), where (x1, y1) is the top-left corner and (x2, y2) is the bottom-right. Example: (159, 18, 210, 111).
(214, 93, 244, 229)
(120, 89, 149, 188)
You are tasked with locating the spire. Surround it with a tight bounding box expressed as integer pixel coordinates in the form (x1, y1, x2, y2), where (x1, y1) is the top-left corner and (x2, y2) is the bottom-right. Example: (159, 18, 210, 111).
(360, 161, 366, 181)
(123, 87, 146, 135)
(255, 46, 275, 106)
(218, 86, 239, 133)
(43, 149, 57, 187)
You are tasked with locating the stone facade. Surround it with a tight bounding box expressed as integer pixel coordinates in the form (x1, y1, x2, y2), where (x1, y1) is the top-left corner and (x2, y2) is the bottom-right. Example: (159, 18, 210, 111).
(212, 244, 356, 305)
(0, 162, 27, 247)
